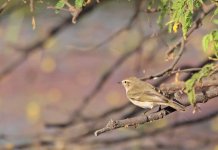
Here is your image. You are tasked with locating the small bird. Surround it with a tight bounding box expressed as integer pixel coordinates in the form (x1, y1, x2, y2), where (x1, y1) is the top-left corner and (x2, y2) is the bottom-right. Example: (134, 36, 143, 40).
(120, 76, 185, 111)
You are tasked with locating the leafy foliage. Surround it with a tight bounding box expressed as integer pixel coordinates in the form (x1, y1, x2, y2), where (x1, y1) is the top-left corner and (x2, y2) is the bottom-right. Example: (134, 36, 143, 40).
(202, 30, 218, 58)
(55, 0, 85, 10)
(157, 0, 203, 38)
(55, 0, 65, 13)
(184, 64, 215, 106)
(202, 8, 218, 58)
(75, 0, 84, 8)
(212, 8, 218, 20)
(55, 0, 65, 9)
(157, 0, 170, 27)
(54, 0, 85, 22)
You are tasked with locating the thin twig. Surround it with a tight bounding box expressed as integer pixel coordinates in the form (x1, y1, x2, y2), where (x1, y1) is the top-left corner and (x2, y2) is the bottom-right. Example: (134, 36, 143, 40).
(141, 39, 185, 80)
(170, 67, 201, 74)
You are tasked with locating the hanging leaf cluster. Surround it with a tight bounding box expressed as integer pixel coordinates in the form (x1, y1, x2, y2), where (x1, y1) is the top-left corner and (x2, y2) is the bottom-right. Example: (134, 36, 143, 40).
(157, 0, 203, 39)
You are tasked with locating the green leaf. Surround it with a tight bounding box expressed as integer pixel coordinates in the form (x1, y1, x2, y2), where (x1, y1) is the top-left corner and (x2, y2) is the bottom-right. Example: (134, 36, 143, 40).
(160, 0, 203, 38)
(187, 0, 194, 13)
(157, 0, 170, 27)
(55, 0, 65, 9)
(55, 0, 65, 14)
(75, 0, 84, 8)
(202, 34, 210, 52)
(184, 63, 215, 106)
(213, 19, 218, 25)
(211, 8, 218, 21)
(214, 8, 218, 16)
(193, 0, 203, 8)
(182, 11, 192, 38)
(202, 30, 218, 57)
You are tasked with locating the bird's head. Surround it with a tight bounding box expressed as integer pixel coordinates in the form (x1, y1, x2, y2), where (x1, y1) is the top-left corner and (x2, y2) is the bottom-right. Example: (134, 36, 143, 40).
(121, 76, 141, 91)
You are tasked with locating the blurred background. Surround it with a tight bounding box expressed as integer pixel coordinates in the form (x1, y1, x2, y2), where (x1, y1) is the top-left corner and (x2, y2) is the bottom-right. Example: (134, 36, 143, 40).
(0, 0, 217, 149)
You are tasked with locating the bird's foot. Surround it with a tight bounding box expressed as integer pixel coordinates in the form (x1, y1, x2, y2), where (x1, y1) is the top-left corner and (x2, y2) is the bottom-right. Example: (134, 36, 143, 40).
(144, 106, 162, 115)
(157, 105, 162, 112)
(143, 108, 151, 115)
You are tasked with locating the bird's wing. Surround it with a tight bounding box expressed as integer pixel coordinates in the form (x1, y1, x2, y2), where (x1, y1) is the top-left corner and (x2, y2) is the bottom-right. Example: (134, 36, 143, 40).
(138, 88, 169, 103)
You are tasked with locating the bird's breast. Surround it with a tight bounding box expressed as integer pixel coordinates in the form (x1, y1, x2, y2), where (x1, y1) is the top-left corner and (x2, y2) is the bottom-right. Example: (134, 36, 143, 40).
(129, 99, 154, 109)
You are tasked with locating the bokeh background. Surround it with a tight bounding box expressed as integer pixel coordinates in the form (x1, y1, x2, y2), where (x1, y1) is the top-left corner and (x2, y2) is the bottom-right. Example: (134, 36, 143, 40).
(0, 0, 217, 149)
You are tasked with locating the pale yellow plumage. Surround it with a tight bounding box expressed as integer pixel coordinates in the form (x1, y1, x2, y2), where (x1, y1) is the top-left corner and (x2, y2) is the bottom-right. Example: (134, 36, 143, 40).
(121, 76, 185, 111)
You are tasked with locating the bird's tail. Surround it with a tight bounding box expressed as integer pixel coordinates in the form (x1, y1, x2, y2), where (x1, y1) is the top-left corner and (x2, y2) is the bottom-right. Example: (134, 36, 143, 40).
(168, 100, 185, 111)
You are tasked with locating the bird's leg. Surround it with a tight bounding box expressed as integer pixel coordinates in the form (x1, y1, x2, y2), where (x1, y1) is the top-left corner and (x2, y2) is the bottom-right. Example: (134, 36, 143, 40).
(151, 105, 161, 113)
(148, 105, 162, 115)
(157, 105, 162, 112)
(143, 105, 163, 115)
(143, 108, 151, 115)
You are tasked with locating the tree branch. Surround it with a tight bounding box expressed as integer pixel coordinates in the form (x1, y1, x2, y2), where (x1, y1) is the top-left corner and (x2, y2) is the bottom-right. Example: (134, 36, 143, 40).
(94, 85, 218, 136)
(88, 109, 218, 145)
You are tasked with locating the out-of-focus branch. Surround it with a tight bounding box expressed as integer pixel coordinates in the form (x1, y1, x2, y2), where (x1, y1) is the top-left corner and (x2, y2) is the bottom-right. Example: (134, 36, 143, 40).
(0, 0, 9, 14)
(0, 55, 27, 80)
(94, 85, 218, 136)
(0, 1, 100, 80)
(77, 0, 143, 52)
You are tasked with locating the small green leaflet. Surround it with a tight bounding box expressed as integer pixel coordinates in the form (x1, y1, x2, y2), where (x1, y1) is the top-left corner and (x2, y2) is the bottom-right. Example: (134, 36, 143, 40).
(212, 8, 218, 18)
(75, 0, 84, 8)
(213, 19, 218, 25)
(55, 0, 65, 14)
(202, 30, 218, 58)
(184, 63, 215, 106)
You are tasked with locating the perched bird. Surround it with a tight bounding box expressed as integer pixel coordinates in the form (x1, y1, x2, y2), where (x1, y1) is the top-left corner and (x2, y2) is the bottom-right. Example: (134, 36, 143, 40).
(120, 76, 185, 111)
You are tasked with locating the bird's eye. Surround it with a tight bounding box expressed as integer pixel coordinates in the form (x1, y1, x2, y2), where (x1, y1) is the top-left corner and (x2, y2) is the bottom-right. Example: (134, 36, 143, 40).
(124, 81, 127, 83)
